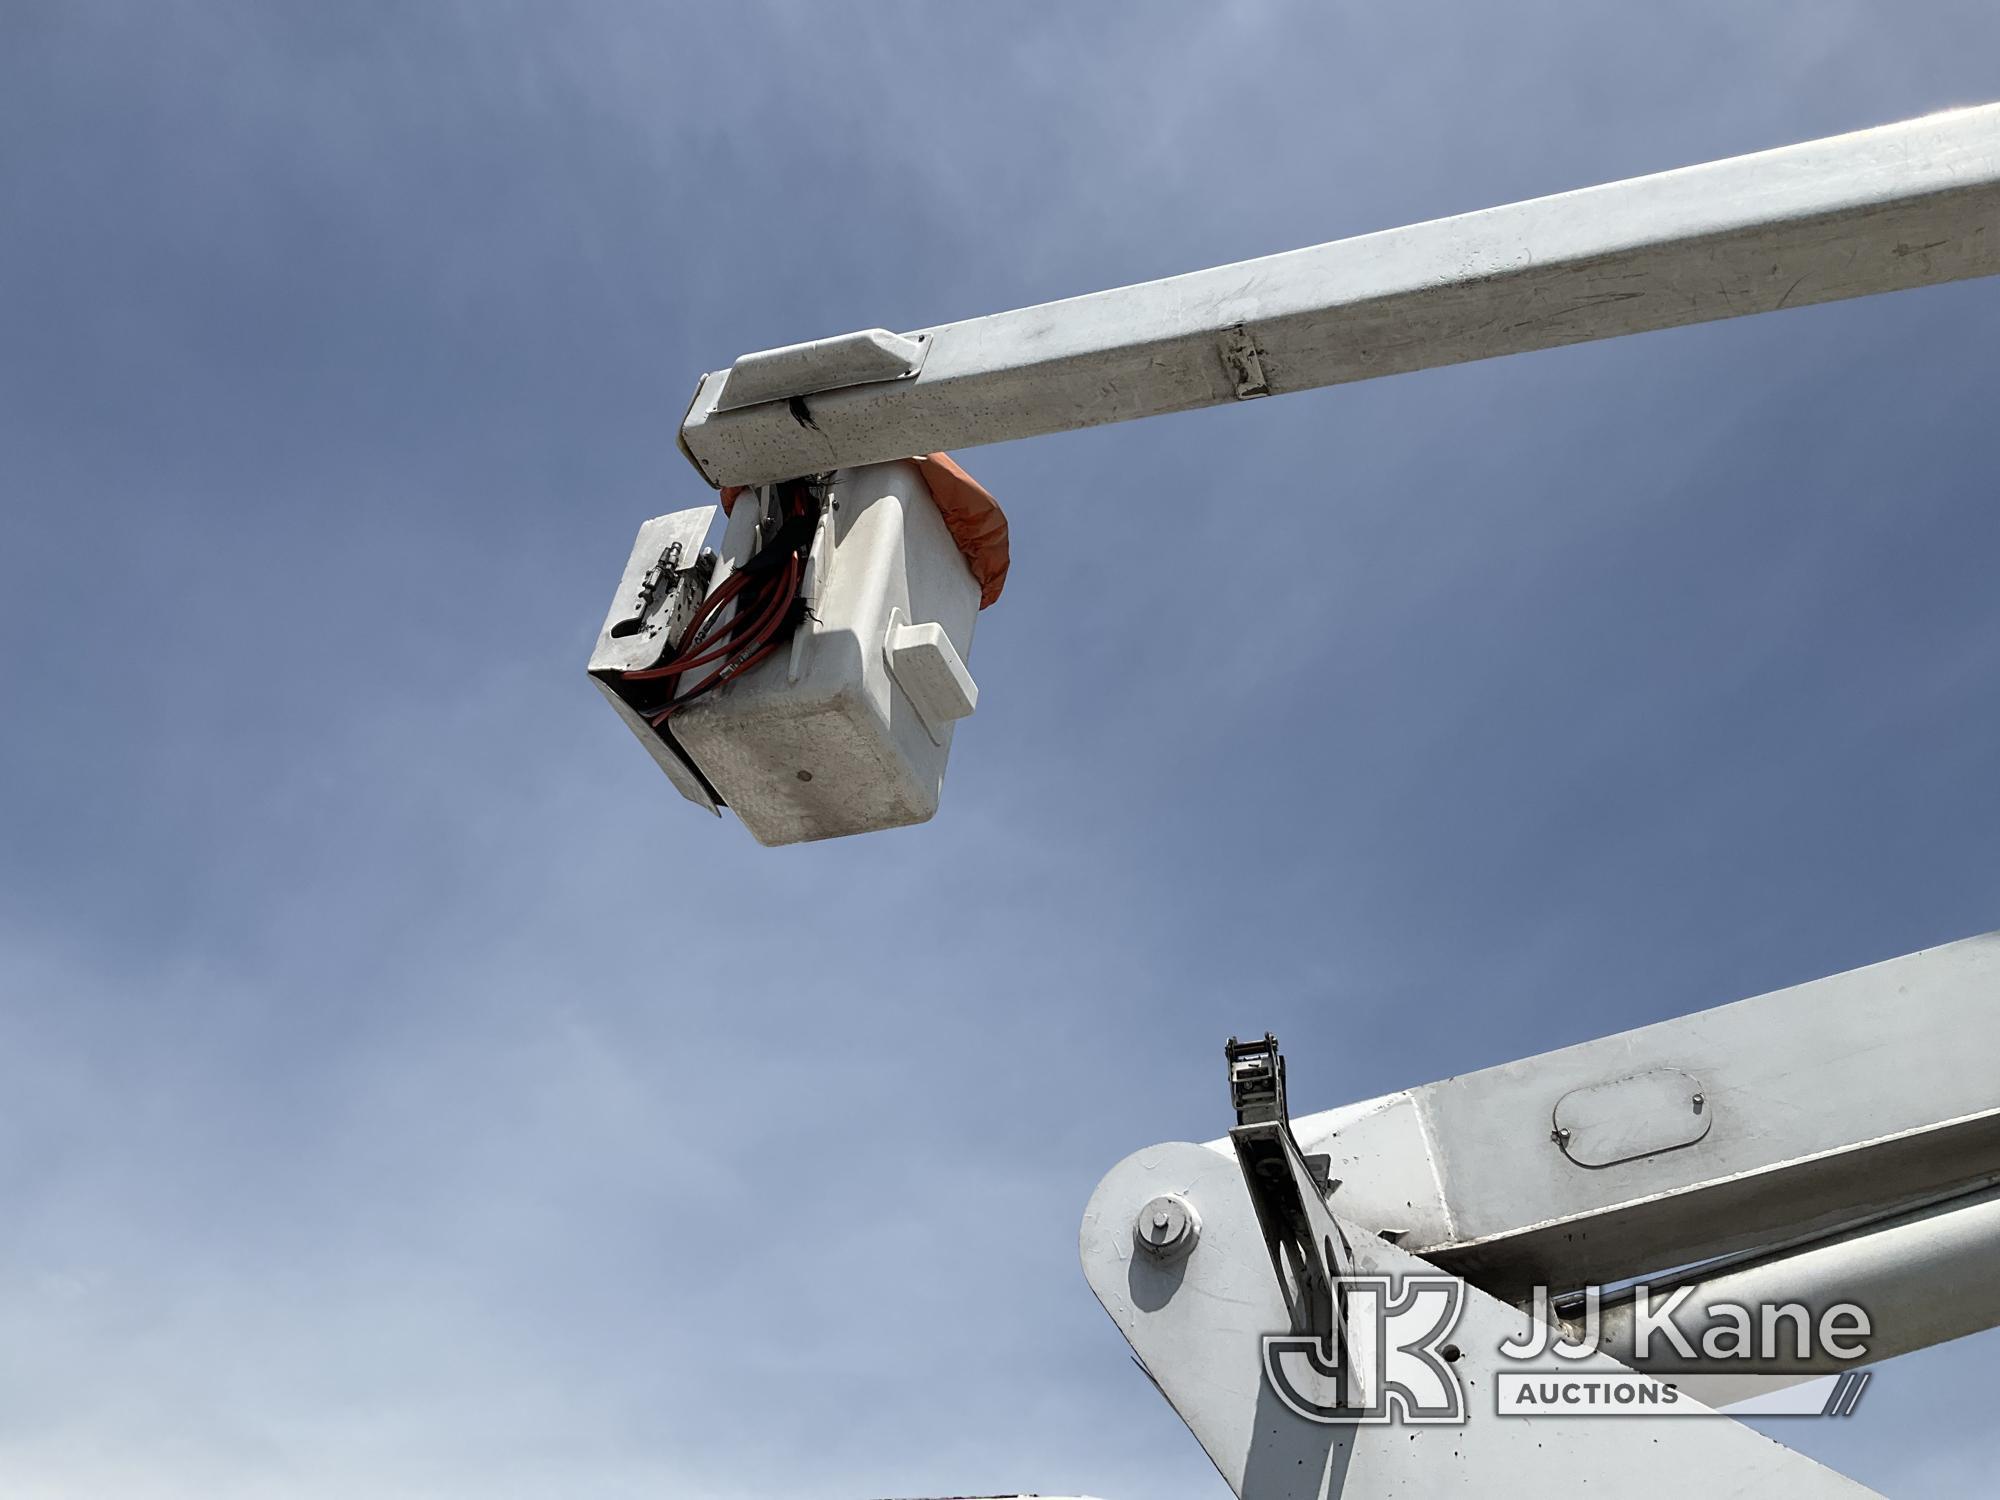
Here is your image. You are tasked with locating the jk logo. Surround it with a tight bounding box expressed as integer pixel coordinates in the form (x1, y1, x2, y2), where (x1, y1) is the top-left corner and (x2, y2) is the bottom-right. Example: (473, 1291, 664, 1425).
(1262, 1274, 1468, 1425)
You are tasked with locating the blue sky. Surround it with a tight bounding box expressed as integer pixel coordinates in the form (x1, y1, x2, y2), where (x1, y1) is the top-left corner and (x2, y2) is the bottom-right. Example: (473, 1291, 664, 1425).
(3, 3, 1998, 1496)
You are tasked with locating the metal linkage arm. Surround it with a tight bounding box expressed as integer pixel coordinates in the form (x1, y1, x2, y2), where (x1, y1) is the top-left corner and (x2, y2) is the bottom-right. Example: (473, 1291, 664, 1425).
(1225, 1036, 1356, 1374)
(683, 105, 2000, 488)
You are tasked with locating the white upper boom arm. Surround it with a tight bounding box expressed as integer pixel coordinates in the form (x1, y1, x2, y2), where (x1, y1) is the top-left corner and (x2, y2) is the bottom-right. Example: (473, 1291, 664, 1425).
(681, 104, 2000, 489)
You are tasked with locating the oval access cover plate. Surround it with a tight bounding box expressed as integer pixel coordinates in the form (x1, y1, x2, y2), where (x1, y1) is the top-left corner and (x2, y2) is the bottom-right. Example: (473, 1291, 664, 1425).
(1553, 1067, 1710, 1167)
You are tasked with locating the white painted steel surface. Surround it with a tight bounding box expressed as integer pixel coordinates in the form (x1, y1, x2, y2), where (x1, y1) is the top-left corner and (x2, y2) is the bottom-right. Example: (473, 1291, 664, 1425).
(683, 105, 2000, 487)
(1596, 1183, 2000, 1406)
(1081, 1141, 1879, 1499)
(1268, 933, 2000, 1297)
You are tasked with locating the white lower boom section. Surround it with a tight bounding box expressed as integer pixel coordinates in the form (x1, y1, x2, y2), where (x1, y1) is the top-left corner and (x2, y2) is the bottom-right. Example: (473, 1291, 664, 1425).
(1082, 1142, 1881, 1499)
(682, 104, 2000, 488)
(1595, 1182, 2000, 1403)
(1271, 932, 2000, 1297)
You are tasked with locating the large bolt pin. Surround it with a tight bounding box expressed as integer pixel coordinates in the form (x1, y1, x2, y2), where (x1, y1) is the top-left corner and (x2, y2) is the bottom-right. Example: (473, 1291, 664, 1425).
(1134, 1195, 1199, 1261)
